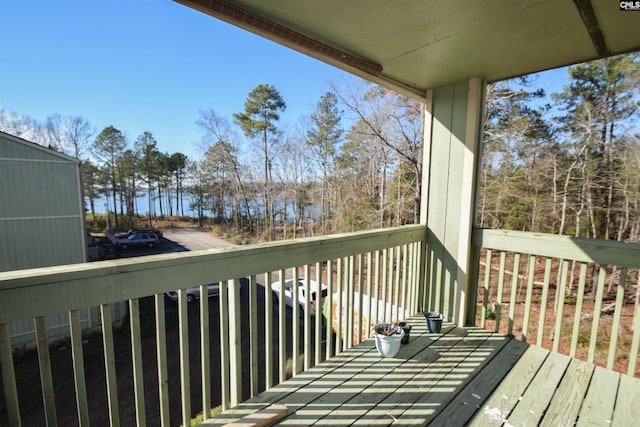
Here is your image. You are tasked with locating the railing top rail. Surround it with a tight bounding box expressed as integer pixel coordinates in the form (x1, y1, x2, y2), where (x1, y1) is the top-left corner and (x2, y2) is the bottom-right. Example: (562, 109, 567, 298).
(0, 225, 425, 323)
(473, 228, 640, 268)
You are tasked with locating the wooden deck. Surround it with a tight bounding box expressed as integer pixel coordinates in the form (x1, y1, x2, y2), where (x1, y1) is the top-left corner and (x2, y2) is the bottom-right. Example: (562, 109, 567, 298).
(201, 316, 640, 426)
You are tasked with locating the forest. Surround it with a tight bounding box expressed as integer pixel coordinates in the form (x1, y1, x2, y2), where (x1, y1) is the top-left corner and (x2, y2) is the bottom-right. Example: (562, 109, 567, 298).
(1, 52, 638, 242)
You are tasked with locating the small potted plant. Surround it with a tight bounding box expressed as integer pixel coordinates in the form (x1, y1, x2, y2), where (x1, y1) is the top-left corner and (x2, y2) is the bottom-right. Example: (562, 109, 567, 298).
(372, 323, 405, 357)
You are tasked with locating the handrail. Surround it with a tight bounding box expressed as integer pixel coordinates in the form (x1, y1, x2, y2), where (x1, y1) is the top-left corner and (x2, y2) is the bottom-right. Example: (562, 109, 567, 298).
(474, 228, 640, 268)
(0, 225, 425, 323)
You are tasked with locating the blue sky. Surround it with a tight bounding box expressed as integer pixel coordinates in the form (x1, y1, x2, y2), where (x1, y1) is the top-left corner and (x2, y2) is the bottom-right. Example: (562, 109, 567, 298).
(0, 0, 349, 159)
(0, 1, 574, 162)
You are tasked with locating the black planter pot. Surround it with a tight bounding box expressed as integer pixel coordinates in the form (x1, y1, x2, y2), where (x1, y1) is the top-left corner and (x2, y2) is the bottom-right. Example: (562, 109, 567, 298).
(399, 322, 411, 344)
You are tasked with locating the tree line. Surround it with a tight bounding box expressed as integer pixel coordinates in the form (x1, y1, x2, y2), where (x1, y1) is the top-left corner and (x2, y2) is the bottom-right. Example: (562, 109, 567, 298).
(480, 53, 639, 242)
(1, 52, 638, 242)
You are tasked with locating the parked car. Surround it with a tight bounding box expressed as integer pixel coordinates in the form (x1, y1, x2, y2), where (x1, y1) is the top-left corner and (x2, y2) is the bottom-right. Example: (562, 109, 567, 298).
(116, 232, 159, 250)
(271, 277, 328, 315)
(117, 228, 163, 239)
(166, 283, 220, 302)
(86, 236, 102, 261)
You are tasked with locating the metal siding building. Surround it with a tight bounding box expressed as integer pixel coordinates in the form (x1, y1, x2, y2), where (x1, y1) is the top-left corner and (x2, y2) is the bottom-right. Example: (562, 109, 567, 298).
(0, 131, 94, 346)
(0, 131, 87, 272)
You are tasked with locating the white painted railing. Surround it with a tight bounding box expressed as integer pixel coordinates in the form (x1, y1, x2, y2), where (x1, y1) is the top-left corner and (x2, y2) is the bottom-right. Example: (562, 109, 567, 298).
(470, 229, 640, 377)
(0, 225, 425, 426)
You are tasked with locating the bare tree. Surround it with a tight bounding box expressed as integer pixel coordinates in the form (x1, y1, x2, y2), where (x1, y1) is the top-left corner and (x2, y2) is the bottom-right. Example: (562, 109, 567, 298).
(44, 114, 94, 159)
(330, 78, 423, 224)
(198, 109, 254, 232)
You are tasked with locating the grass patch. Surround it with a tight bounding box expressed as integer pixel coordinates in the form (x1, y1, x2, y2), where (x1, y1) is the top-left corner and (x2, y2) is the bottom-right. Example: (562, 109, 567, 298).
(185, 406, 223, 426)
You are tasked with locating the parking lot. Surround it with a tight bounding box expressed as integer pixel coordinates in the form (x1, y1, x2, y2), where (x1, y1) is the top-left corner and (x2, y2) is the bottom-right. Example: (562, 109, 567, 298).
(95, 228, 236, 259)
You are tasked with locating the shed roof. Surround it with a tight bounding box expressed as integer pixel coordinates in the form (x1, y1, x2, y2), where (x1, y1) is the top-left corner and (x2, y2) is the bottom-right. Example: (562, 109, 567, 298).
(175, 0, 640, 98)
(0, 130, 80, 164)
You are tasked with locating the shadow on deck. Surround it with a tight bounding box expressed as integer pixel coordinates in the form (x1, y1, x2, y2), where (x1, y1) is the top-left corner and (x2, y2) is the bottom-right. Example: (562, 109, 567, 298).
(202, 317, 640, 426)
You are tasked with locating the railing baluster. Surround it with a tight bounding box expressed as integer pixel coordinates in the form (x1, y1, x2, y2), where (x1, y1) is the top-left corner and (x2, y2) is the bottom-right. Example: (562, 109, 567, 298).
(69, 309, 89, 426)
(325, 260, 334, 360)
(218, 280, 229, 410)
(303, 265, 311, 371)
(249, 275, 258, 397)
(229, 279, 242, 405)
(372, 251, 380, 325)
(432, 245, 442, 313)
(386, 248, 394, 321)
(381, 248, 388, 322)
(278, 269, 286, 383)
(344, 257, 350, 349)
(608, 268, 627, 370)
(418, 241, 424, 313)
(413, 242, 421, 315)
(264, 272, 273, 389)
(494, 252, 506, 333)
(628, 286, 640, 376)
(340, 257, 351, 351)
(401, 244, 409, 320)
(291, 268, 300, 376)
(34, 316, 56, 427)
(335, 258, 343, 354)
(588, 267, 607, 364)
(508, 253, 521, 336)
(178, 289, 191, 423)
(356, 254, 364, 345)
(154, 295, 169, 427)
(129, 299, 146, 427)
(521, 255, 535, 343)
(394, 246, 401, 322)
(552, 261, 569, 353)
(314, 262, 322, 365)
(480, 249, 492, 329)
(0, 322, 21, 427)
(365, 252, 373, 340)
(199, 285, 211, 418)
(346, 255, 355, 348)
(405, 244, 413, 318)
(101, 304, 120, 427)
(569, 263, 588, 357)
(537, 258, 553, 346)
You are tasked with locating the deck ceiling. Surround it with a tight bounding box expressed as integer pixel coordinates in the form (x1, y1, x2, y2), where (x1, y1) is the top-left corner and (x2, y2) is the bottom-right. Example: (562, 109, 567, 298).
(175, 0, 640, 99)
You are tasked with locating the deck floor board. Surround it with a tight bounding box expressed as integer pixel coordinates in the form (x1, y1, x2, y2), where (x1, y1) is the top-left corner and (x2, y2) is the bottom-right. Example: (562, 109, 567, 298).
(613, 373, 640, 425)
(430, 338, 529, 426)
(541, 358, 594, 426)
(506, 351, 571, 425)
(200, 317, 639, 427)
(577, 366, 620, 427)
(468, 344, 550, 426)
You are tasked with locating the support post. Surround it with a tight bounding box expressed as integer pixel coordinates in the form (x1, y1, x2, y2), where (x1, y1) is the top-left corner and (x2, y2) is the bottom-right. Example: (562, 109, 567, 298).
(420, 77, 485, 326)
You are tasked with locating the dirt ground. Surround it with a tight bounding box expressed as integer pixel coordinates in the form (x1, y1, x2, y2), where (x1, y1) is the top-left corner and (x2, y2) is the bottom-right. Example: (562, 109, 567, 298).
(474, 253, 639, 377)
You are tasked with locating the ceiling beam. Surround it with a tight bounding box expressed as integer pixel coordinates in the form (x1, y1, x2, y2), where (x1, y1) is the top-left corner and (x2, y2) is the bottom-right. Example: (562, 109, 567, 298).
(572, 0, 609, 56)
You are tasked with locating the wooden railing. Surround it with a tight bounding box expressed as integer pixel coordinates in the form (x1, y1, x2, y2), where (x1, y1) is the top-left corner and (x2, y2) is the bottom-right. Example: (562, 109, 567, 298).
(0, 225, 425, 427)
(470, 229, 640, 377)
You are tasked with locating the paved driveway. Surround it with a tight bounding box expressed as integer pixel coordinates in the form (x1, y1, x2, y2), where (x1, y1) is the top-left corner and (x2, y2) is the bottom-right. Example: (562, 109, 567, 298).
(162, 228, 236, 251)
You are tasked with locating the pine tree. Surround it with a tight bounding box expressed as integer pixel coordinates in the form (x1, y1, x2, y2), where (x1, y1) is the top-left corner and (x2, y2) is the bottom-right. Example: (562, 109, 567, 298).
(307, 92, 343, 232)
(92, 126, 127, 228)
(234, 84, 286, 237)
